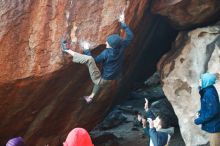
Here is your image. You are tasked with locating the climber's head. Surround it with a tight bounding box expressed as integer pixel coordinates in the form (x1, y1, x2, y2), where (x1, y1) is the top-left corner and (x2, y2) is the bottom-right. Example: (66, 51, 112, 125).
(106, 34, 122, 49)
(63, 128, 94, 146)
(200, 73, 216, 89)
(6, 137, 25, 146)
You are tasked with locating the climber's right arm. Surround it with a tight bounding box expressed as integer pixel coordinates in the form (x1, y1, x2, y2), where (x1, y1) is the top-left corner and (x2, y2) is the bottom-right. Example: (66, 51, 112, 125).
(120, 22, 134, 48)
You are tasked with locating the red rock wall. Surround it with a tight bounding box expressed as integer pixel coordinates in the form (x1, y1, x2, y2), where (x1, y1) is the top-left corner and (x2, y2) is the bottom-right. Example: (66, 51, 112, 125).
(0, 0, 149, 145)
(151, 0, 220, 29)
(2, 0, 219, 145)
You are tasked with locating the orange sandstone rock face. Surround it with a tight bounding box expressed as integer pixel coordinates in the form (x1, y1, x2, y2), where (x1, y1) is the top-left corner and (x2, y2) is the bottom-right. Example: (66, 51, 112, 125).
(0, 0, 148, 145)
(151, 0, 220, 29)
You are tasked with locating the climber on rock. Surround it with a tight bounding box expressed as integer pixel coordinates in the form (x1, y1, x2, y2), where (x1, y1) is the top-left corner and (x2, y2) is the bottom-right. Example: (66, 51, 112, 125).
(61, 12, 134, 103)
(194, 73, 220, 146)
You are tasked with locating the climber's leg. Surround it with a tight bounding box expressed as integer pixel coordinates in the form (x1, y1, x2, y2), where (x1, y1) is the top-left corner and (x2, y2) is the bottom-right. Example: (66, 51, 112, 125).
(65, 50, 102, 85)
(84, 56, 102, 85)
(65, 49, 111, 103)
(84, 79, 112, 103)
(92, 79, 111, 95)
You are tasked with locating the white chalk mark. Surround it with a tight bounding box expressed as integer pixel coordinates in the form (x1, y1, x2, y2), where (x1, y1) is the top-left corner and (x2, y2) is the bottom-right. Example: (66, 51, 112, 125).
(80, 40, 91, 51)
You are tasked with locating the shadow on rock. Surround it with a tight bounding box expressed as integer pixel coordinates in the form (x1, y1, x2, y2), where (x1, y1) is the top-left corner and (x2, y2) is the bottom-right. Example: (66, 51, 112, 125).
(91, 132, 120, 146)
(96, 109, 127, 130)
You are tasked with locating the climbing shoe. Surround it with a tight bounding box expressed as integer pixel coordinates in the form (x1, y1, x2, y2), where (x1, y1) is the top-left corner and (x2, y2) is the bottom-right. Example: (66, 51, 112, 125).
(61, 38, 70, 52)
(83, 96, 93, 103)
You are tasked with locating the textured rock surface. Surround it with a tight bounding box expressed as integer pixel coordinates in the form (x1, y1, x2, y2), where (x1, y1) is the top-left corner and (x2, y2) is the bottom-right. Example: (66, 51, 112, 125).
(159, 22, 220, 145)
(151, 0, 220, 29)
(0, 0, 149, 145)
(1, 0, 220, 145)
(0, 0, 145, 83)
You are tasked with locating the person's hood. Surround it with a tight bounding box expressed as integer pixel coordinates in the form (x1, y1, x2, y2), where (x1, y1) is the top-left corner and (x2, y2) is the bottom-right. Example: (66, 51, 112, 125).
(201, 73, 216, 89)
(107, 34, 122, 49)
(63, 128, 94, 146)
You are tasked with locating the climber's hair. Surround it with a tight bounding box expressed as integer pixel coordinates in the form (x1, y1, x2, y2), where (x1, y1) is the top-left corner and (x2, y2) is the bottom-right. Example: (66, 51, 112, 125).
(157, 112, 169, 129)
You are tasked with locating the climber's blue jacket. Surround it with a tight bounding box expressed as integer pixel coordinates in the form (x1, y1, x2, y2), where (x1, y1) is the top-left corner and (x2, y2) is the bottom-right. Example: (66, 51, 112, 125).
(84, 22, 134, 80)
(194, 73, 220, 133)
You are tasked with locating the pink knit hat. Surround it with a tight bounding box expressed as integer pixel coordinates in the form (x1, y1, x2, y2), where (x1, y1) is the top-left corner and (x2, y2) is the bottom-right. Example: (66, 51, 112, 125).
(63, 128, 94, 146)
